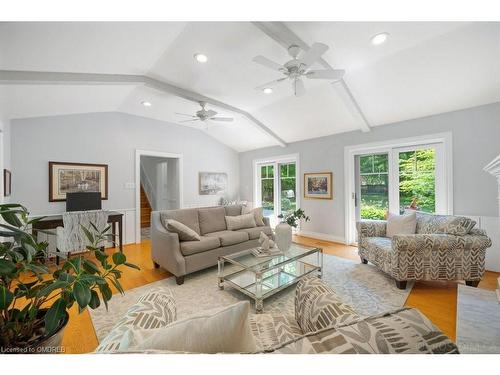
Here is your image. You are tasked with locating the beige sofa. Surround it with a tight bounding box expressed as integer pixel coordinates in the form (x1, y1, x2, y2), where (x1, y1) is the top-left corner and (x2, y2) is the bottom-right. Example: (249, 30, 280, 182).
(151, 205, 273, 284)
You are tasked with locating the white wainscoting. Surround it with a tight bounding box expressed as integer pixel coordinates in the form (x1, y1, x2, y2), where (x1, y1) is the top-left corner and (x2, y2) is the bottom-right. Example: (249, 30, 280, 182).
(296, 230, 346, 245)
(34, 208, 137, 254)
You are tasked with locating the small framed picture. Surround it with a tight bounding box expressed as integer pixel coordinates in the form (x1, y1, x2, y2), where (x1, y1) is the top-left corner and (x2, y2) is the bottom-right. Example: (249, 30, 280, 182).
(199, 172, 227, 195)
(3, 169, 11, 197)
(304, 172, 333, 199)
(49, 161, 108, 202)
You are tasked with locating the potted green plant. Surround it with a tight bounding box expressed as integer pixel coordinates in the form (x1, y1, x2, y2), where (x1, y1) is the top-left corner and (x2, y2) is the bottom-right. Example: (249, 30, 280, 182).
(0, 203, 139, 353)
(275, 209, 310, 251)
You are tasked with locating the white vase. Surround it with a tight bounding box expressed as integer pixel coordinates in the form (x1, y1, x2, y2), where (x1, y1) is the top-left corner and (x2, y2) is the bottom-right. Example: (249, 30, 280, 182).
(275, 222, 292, 251)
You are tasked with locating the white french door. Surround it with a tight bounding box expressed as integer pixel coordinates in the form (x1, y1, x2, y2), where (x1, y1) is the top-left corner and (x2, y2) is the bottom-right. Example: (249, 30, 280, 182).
(346, 134, 452, 245)
(254, 155, 299, 227)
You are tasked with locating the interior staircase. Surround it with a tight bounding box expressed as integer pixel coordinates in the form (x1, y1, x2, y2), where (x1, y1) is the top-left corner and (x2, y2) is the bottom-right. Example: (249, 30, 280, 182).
(140, 184, 152, 228)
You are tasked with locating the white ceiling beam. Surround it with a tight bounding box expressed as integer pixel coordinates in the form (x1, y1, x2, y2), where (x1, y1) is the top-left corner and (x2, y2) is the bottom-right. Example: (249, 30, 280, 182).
(253, 22, 371, 133)
(0, 70, 287, 147)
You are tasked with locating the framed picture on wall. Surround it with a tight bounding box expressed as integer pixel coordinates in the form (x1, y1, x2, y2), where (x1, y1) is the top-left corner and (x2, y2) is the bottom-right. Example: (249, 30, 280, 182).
(3, 169, 11, 197)
(49, 161, 108, 202)
(199, 172, 227, 195)
(304, 172, 333, 199)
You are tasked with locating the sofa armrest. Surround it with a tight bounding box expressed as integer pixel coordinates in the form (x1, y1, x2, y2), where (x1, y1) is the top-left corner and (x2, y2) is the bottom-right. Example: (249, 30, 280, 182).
(262, 216, 270, 227)
(392, 233, 492, 253)
(151, 212, 186, 277)
(356, 220, 387, 241)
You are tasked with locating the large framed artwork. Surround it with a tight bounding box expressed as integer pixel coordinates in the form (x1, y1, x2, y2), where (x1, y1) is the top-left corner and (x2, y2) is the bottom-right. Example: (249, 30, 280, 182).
(49, 161, 108, 202)
(304, 172, 333, 199)
(199, 172, 228, 195)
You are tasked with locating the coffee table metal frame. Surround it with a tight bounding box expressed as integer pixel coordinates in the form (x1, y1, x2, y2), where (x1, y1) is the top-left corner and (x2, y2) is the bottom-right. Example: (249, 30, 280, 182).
(217, 243, 323, 313)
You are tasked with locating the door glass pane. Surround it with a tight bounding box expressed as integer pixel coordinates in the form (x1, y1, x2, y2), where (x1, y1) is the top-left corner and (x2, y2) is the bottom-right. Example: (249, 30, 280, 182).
(398, 149, 436, 214)
(359, 154, 389, 220)
(261, 165, 274, 217)
(280, 163, 296, 216)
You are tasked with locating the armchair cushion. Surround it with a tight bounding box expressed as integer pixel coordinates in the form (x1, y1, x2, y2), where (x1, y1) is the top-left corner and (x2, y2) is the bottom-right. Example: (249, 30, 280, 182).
(386, 212, 416, 238)
(295, 277, 359, 334)
(415, 212, 476, 236)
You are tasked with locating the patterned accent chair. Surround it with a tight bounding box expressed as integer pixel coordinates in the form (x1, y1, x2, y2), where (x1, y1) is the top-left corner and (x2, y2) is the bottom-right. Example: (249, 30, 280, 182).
(357, 213, 492, 289)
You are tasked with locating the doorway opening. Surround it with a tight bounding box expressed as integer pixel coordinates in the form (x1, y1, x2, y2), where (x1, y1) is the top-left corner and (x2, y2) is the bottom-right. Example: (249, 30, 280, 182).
(135, 150, 183, 243)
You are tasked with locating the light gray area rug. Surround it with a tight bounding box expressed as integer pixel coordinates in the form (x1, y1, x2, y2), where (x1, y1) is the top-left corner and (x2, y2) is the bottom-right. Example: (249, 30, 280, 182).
(456, 284, 500, 354)
(89, 254, 413, 342)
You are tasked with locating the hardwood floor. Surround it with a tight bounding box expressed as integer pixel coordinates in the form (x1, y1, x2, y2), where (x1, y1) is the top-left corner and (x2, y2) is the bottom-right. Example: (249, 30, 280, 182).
(59, 236, 499, 353)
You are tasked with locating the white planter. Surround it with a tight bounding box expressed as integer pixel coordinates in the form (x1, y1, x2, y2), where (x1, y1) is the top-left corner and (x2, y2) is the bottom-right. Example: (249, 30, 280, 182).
(275, 222, 292, 251)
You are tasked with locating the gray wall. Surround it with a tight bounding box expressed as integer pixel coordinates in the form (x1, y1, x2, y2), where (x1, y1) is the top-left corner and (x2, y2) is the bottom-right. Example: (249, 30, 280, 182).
(239, 102, 500, 240)
(10, 112, 239, 215)
(0, 119, 11, 204)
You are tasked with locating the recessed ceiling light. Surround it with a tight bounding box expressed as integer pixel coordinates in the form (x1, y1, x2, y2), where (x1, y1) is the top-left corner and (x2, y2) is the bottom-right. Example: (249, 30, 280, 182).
(371, 32, 389, 46)
(141, 101, 152, 107)
(194, 53, 208, 63)
(263, 88, 273, 94)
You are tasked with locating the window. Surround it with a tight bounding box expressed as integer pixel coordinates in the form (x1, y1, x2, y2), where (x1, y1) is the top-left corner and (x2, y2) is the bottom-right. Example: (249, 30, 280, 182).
(254, 155, 299, 227)
(358, 154, 389, 220)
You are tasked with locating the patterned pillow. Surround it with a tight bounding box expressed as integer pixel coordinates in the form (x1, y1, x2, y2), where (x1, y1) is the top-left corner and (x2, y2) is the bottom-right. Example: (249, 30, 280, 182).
(95, 288, 176, 353)
(295, 277, 359, 334)
(415, 212, 476, 236)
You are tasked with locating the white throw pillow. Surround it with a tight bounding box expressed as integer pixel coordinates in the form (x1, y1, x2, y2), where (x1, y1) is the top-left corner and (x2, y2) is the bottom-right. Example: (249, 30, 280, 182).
(386, 212, 417, 238)
(137, 301, 257, 353)
(225, 213, 257, 231)
(166, 219, 200, 241)
(242, 206, 265, 226)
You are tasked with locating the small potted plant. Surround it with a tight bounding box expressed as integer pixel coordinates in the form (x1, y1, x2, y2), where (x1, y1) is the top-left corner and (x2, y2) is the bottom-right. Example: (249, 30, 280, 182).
(275, 209, 310, 251)
(0, 203, 139, 353)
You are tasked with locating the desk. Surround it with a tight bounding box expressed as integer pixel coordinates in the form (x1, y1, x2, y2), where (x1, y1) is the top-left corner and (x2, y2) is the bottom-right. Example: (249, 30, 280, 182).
(31, 211, 124, 253)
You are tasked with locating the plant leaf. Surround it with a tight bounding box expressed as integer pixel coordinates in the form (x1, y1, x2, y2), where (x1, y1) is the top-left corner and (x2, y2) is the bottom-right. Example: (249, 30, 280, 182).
(0, 259, 16, 275)
(88, 290, 100, 309)
(37, 280, 70, 297)
(44, 298, 68, 336)
(0, 285, 14, 309)
(73, 281, 91, 309)
(112, 252, 126, 265)
(124, 262, 140, 271)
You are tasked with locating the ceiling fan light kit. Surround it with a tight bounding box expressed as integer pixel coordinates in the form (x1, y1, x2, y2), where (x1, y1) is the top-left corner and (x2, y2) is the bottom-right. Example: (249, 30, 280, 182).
(252, 42, 345, 97)
(175, 101, 234, 126)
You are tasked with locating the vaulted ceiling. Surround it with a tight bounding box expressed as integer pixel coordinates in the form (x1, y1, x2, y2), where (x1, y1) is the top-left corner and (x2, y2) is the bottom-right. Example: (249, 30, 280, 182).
(1, 22, 499, 151)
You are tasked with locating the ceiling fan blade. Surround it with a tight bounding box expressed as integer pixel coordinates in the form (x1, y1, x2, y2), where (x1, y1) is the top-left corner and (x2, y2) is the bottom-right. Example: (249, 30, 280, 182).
(299, 42, 329, 68)
(210, 117, 234, 122)
(293, 79, 305, 97)
(175, 112, 197, 118)
(255, 77, 287, 90)
(306, 69, 345, 81)
(252, 55, 284, 72)
(205, 109, 217, 118)
(179, 119, 200, 123)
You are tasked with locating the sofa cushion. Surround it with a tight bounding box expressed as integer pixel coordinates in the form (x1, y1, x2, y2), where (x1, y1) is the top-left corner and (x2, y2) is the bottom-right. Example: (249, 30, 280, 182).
(198, 207, 227, 235)
(161, 208, 201, 235)
(242, 206, 265, 226)
(415, 211, 476, 236)
(225, 213, 257, 231)
(138, 301, 257, 354)
(95, 288, 176, 353)
(180, 236, 220, 256)
(224, 204, 243, 216)
(237, 226, 273, 240)
(205, 230, 249, 247)
(270, 307, 459, 354)
(165, 219, 201, 241)
(386, 212, 416, 238)
(295, 277, 359, 334)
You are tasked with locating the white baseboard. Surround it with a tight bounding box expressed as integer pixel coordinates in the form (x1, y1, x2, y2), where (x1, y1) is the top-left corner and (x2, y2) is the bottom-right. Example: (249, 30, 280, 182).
(296, 230, 346, 245)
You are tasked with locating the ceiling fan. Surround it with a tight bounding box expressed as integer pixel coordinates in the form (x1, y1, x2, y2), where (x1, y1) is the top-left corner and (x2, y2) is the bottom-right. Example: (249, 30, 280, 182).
(253, 43, 345, 97)
(175, 102, 234, 127)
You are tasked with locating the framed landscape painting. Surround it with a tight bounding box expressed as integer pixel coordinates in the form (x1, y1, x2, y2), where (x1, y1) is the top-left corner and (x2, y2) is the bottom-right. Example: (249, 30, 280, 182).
(49, 161, 108, 202)
(199, 172, 227, 195)
(304, 172, 333, 199)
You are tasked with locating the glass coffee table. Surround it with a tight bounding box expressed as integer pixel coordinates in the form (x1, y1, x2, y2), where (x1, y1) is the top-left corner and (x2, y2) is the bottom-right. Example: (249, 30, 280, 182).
(217, 243, 323, 313)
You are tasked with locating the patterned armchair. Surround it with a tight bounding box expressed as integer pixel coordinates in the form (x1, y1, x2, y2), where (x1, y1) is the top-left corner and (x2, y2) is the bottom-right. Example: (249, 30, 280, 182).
(357, 213, 492, 289)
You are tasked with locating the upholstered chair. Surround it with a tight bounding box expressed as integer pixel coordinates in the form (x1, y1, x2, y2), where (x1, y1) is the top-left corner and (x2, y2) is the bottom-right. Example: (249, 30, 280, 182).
(357, 213, 492, 289)
(55, 210, 109, 264)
